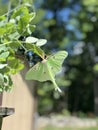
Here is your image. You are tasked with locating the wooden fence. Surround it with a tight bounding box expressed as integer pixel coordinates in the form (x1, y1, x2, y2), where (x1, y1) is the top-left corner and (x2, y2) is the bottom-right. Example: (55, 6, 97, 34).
(1, 66, 37, 130)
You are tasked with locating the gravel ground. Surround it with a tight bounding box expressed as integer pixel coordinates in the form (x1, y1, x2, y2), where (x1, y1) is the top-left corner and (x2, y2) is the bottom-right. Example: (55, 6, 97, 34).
(37, 115, 98, 129)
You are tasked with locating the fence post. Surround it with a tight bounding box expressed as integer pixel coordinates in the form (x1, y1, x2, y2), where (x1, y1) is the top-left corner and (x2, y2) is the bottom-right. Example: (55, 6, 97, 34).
(0, 92, 15, 130)
(0, 107, 15, 130)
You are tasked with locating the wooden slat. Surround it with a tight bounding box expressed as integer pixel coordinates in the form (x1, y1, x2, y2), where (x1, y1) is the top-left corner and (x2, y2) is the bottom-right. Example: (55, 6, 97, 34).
(2, 66, 36, 130)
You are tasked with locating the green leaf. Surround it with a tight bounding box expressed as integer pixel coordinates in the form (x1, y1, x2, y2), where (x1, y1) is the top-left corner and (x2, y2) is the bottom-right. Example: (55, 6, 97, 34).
(36, 39, 47, 46)
(0, 64, 7, 69)
(9, 19, 16, 24)
(26, 36, 38, 43)
(5, 22, 16, 34)
(0, 15, 6, 21)
(8, 32, 20, 40)
(0, 17, 7, 27)
(4, 75, 13, 92)
(0, 45, 7, 52)
(0, 51, 9, 60)
(93, 64, 98, 72)
(23, 25, 36, 35)
(0, 67, 10, 74)
(8, 59, 24, 74)
(8, 41, 20, 50)
(25, 43, 45, 58)
(25, 37, 47, 46)
(0, 27, 6, 35)
(0, 87, 3, 92)
(11, 6, 29, 19)
(18, 15, 31, 32)
(33, 45, 45, 59)
(28, 24, 36, 32)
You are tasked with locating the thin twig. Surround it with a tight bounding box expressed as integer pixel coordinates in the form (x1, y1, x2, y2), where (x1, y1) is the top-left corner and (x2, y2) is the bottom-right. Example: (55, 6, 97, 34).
(0, 41, 12, 47)
(3, 1, 34, 17)
(16, 40, 28, 52)
(19, 0, 22, 6)
(2, 5, 20, 17)
(7, 1, 11, 21)
(1, 2, 35, 17)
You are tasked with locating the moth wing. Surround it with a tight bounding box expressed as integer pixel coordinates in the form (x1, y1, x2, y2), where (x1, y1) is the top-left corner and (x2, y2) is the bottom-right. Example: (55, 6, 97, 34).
(25, 62, 51, 82)
(25, 51, 68, 82)
(47, 51, 68, 75)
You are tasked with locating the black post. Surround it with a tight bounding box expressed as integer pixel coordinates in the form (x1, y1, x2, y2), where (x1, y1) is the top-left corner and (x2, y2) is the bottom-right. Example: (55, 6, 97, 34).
(0, 117, 2, 130)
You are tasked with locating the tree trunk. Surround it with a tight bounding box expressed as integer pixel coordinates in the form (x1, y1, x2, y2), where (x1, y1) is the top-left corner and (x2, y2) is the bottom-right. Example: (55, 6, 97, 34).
(94, 75, 98, 116)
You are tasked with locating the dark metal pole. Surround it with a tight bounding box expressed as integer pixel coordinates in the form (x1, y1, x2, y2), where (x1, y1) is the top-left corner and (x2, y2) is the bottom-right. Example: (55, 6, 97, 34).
(0, 117, 2, 130)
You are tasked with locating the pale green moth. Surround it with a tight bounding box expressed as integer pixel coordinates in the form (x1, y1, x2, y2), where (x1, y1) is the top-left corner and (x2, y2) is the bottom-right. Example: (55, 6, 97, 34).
(25, 51, 68, 92)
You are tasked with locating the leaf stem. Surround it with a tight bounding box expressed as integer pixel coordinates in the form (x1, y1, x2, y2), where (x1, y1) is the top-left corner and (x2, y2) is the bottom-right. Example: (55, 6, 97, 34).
(17, 40, 28, 52)
(0, 40, 28, 53)
(0, 41, 12, 47)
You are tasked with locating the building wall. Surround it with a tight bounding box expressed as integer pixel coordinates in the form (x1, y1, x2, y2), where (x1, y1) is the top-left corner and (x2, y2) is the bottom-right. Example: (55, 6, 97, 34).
(2, 66, 36, 130)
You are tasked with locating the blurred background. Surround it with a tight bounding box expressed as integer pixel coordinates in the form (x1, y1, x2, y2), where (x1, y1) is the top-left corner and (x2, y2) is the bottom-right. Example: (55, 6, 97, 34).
(1, 0, 98, 130)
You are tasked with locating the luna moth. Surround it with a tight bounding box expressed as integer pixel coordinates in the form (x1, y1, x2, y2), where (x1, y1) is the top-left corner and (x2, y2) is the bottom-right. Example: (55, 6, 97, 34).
(25, 51, 68, 92)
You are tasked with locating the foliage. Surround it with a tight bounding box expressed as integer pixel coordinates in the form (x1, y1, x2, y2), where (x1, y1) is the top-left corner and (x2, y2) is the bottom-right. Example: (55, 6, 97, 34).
(0, 3, 35, 91)
(32, 0, 98, 114)
(1, 0, 98, 116)
(0, 2, 68, 92)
